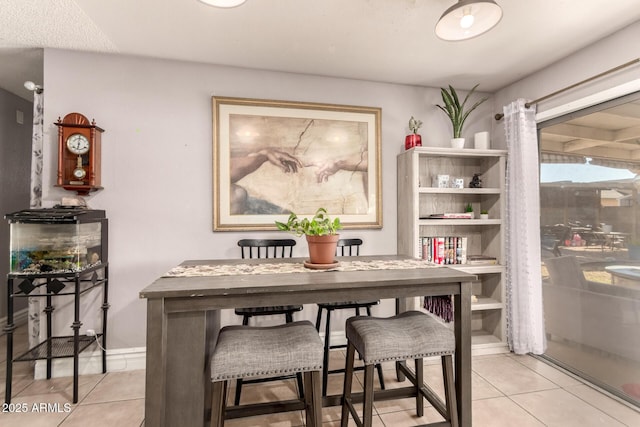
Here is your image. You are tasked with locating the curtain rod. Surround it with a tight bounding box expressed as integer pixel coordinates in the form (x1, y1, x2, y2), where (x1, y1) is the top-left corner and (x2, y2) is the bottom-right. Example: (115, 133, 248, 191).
(494, 57, 640, 121)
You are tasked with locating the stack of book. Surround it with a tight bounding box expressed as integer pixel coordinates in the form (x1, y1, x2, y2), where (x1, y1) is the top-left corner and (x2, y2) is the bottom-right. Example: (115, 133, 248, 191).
(420, 236, 467, 265)
(419, 236, 498, 266)
(465, 255, 498, 265)
(421, 212, 474, 219)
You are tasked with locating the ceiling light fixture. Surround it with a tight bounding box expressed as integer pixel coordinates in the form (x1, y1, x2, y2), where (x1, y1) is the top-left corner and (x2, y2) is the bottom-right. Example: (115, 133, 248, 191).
(198, 0, 247, 8)
(435, 0, 503, 41)
(24, 81, 43, 94)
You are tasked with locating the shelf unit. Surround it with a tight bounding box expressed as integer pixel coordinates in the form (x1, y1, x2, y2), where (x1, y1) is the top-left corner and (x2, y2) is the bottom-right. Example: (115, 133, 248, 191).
(4, 264, 109, 404)
(397, 147, 507, 351)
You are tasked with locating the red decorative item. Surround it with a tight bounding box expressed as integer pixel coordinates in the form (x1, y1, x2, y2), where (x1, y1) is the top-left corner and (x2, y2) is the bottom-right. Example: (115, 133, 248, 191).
(405, 134, 422, 149)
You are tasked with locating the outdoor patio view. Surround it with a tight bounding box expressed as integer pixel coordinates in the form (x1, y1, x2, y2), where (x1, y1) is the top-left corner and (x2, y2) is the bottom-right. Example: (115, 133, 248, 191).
(539, 94, 640, 408)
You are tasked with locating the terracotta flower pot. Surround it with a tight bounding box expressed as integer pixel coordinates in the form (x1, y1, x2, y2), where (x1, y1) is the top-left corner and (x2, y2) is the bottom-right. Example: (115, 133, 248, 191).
(306, 234, 340, 264)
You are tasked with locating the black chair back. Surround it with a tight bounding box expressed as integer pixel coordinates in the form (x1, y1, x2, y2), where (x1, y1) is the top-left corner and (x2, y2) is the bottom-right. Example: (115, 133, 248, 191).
(238, 239, 296, 259)
(337, 238, 362, 256)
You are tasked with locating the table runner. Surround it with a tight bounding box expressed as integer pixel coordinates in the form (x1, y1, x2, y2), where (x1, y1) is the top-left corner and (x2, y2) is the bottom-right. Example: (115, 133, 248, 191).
(163, 258, 440, 278)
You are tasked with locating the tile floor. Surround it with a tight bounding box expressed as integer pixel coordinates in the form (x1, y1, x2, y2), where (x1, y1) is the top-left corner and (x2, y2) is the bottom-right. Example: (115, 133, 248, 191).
(1, 324, 639, 426)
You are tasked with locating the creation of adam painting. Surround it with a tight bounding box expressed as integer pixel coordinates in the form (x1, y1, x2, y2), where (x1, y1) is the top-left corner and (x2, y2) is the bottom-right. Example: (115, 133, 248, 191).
(213, 97, 381, 231)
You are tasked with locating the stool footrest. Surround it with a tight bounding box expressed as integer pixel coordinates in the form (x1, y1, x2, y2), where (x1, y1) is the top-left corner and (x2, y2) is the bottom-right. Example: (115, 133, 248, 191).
(237, 373, 298, 385)
(328, 365, 366, 375)
(225, 399, 305, 419)
(397, 360, 450, 421)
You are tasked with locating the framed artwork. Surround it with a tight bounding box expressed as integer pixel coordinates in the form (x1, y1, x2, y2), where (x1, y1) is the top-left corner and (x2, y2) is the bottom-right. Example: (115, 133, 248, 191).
(213, 96, 382, 231)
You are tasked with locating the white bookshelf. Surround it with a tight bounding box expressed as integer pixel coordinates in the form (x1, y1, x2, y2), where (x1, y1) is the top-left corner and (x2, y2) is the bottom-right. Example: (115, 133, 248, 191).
(397, 147, 508, 351)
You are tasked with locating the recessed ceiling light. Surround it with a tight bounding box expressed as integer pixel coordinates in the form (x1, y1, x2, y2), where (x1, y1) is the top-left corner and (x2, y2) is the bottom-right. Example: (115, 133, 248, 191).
(198, 0, 247, 8)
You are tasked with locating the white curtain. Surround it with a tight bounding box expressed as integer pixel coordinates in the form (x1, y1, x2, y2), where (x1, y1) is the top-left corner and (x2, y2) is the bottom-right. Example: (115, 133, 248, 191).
(29, 90, 44, 208)
(28, 89, 44, 347)
(503, 99, 546, 354)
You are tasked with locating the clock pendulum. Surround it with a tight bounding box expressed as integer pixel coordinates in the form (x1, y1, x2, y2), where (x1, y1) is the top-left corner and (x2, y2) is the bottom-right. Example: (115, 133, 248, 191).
(72, 155, 87, 182)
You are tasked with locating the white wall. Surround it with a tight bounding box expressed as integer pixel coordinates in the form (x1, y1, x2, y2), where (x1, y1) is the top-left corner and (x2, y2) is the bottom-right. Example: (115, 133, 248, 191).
(42, 49, 495, 349)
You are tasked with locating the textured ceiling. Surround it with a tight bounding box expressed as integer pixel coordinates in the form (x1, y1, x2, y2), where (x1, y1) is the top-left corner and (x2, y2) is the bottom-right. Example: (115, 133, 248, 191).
(1, 0, 640, 100)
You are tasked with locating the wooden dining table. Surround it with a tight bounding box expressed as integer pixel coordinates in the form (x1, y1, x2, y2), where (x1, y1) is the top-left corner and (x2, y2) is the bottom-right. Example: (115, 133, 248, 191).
(139, 255, 475, 427)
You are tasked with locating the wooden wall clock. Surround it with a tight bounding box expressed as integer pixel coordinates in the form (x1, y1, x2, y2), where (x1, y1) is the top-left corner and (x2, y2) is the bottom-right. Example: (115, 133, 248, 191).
(55, 112, 104, 196)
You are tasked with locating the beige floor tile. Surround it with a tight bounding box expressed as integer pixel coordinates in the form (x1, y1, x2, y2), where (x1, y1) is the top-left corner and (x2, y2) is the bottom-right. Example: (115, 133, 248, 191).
(565, 384, 640, 426)
(0, 372, 35, 401)
(81, 370, 144, 404)
(228, 378, 301, 405)
(471, 371, 504, 400)
(378, 406, 445, 426)
(320, 395, 368, 423)
(329, 412, 385, 427)
(224, 411, 305, 426)
(472, 396, 545, 427)
(473, 355, 558, 395)
(509, 353, 582, 387)
(3, 321, 640, 427)
(319, 406, 342, 423)
(372, 362, 448, 413)
(326, 348, 350, 373)
(0, 393, 73, 427)
(326, 371, 363, 398)
(0, 329, 31, 361)
(373, 395, 421, 416)
(321, 419, 385, 427)
(59, 398, 144, 427)
(0, 359, 35, 378)
(16, 373, 104, 404)
(511, 388, 627, 427)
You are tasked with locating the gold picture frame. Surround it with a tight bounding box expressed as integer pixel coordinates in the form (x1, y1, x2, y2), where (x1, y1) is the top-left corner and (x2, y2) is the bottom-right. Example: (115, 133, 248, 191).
(213, 96, 382, 231)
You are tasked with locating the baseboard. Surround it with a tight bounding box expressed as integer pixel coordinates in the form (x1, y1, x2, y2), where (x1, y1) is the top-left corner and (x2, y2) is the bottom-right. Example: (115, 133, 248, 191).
(0, 307, 29, 332)
(34, 346, 146, 379)
(318, 330, 348, 348)
(472, 345, 510, 356)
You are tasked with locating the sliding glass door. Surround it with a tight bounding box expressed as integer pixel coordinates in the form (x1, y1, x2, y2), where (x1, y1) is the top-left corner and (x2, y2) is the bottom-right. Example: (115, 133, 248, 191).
(538, 91, 640, 407)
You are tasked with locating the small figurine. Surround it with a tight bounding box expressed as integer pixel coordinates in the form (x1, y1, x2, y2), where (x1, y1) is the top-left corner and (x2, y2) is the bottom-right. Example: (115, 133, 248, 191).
(469, 173, 483, 188)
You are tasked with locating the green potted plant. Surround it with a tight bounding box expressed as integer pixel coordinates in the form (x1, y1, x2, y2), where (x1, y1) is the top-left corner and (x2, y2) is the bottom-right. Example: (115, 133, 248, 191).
(405, 116, 423, 149)
(276, 207, 342, 266)
(436, 84, 488, 149)
(480, 209, 489, 220)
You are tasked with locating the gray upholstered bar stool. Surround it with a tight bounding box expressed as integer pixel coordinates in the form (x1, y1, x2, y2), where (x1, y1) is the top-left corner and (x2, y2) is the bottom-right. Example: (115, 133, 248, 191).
(210, 320, 323, 427)
(341, 311, 458, 427)
(315, 238, 384, 396)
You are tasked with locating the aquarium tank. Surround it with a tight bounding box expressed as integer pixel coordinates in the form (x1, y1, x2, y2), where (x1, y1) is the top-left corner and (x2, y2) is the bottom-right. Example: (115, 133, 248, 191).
(6, 208, 108, 275)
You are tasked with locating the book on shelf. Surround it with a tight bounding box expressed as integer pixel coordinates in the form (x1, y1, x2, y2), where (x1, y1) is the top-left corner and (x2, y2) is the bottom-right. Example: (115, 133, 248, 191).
(419, 236, 467, 265)
(465, 254, 498, 265)
(421, 213, 474, 219)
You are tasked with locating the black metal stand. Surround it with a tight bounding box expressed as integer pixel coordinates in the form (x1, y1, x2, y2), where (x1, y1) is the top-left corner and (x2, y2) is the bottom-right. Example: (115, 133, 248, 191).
(4, 263, 109, 404)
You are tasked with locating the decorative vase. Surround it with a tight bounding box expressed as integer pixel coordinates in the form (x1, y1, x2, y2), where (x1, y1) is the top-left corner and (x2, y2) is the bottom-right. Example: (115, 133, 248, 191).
(306, 234, 340, 264)
(450, 138, 465, 149)
(405, 134, 422, 150)
(474, 132, 489, 150)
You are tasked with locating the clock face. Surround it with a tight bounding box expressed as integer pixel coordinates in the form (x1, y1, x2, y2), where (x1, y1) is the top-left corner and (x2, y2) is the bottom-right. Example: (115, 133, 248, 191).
(66, 133, 90, 155)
